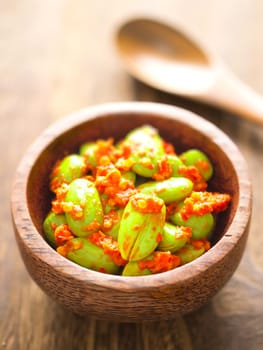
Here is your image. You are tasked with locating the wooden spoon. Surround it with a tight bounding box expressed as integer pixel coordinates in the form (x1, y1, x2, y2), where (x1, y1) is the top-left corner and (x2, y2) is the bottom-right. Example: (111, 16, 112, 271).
(116, 18, 263, 124)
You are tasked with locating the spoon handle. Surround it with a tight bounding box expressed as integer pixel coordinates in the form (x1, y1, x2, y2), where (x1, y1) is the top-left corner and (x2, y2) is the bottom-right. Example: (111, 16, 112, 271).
(206, 66, 263, 125)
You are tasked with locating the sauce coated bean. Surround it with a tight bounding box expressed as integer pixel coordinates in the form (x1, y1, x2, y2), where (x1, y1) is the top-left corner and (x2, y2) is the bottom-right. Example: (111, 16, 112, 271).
(43, 125, 231, 276)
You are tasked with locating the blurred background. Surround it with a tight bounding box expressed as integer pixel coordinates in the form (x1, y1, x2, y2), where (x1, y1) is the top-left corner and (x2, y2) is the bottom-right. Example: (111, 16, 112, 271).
(1, 1, 263, 349)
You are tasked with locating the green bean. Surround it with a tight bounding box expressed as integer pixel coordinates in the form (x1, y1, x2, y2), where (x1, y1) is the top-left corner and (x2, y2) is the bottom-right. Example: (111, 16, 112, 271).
(124, 125, 165, 177)
(167, 154, 184, 177)
(121, 170, 136, 184)
(122, 251, 181, 276)
(157, 222, 191, 253)
(170, 202, 214, 240)
(50, 154, 86, 191)
(179, 149, 213, 181)
(118, 193, 166, 261)
(138, 177, 193, 204)
(122, 260, 152, 276)
(45, 125, 231, 275)
(177, 242, 206, 265)
(61, 237, 121, 274)
(64, 178, 103, 237)
(43, 211, 67, 247)
(79, 142, 97, 168)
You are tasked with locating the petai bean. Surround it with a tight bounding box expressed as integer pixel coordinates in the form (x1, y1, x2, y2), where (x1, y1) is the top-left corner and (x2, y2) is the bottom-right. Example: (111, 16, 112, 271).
(138, 177, 193, 204)
(121, 170, 136, 184)
(170, 202, 215, 240)
(79, 142, 97, 168)
(122, 259, 152, 276)
(167, 154, 184, 177)
(124, 125, 165, 177)
(122, 251, 181, 276)
(50, 154, 86, 191)
(43, 124, 231, 276)
(179, 149, 213, 181)
(43, 211, 67, 247)
(157, 222, 191, 253)
(118, 193, 166, 261)
(64, 178, 103, 237)
(176, 242, 207, 265)
(58, 237, 121, 274)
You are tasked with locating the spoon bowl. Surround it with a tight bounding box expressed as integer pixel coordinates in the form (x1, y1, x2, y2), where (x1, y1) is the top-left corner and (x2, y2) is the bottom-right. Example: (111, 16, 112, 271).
(116, 18, 263, 124)
(116, 18, 215, 94)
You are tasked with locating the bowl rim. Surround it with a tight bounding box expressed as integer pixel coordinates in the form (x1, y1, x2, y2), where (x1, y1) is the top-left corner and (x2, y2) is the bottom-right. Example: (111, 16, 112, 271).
(11, 101, 252, 291)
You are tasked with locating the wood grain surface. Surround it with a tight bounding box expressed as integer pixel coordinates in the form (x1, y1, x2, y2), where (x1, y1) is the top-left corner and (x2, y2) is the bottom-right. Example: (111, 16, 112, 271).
(1, 1, 263, 349)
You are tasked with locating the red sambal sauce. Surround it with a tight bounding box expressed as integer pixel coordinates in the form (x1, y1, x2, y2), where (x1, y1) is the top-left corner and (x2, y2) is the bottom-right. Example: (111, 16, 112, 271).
(46, 125, 232, 276)
(130, 193, 164, 214)
(138, 251, 181, 274)
(181, 191, 231, 220)
(88, 231, 127, 266)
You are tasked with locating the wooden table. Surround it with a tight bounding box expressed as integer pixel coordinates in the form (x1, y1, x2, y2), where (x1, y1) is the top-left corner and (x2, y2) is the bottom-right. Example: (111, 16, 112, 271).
(1, 1, 263, 349)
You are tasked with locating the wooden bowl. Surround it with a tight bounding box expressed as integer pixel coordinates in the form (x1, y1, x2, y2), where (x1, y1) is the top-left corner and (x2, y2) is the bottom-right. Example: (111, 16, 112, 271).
(11, 102, 252, 322)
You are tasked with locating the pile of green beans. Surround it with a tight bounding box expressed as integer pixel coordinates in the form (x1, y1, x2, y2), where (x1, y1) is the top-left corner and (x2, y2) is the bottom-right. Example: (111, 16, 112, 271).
(43, 125, 230, 276)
